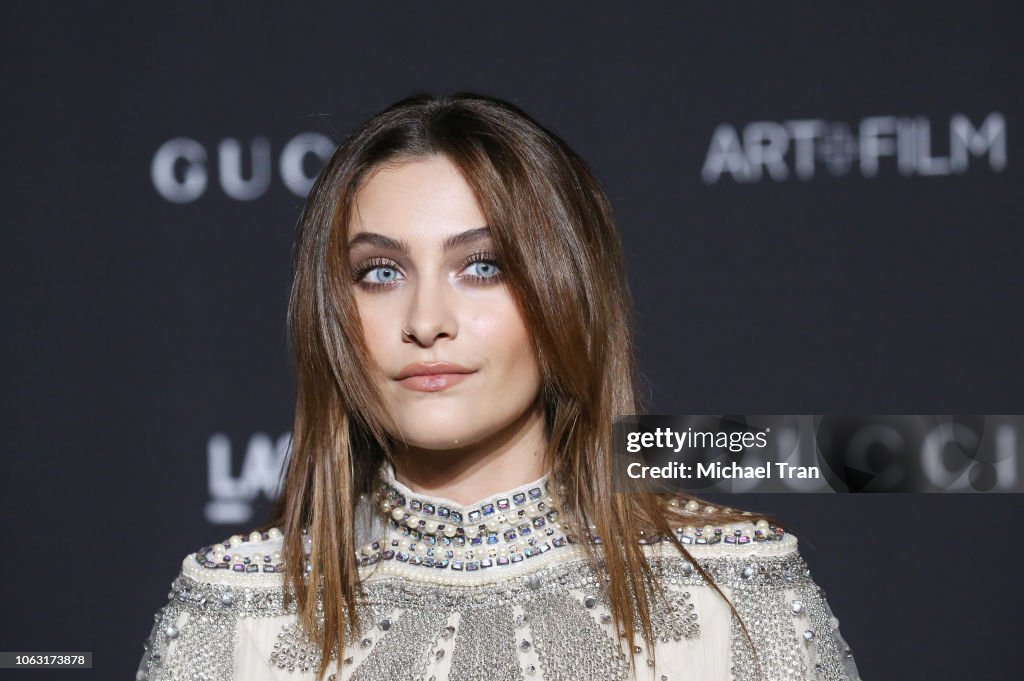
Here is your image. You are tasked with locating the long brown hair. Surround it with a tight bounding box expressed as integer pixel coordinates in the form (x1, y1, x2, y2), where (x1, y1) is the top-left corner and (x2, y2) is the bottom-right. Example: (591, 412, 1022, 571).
(263, 92, 778, 681)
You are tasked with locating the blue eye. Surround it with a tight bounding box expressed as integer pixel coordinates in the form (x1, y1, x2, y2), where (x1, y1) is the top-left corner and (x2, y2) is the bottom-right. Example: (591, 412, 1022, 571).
(351, 257, 404, 289)
(351, 253, 503, 291)
(464, 260, 501, 279)
(364, 266, 401, 284)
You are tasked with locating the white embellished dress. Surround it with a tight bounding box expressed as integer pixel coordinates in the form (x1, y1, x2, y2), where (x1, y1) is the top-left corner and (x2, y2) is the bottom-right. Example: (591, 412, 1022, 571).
(137, 468, 863, 681)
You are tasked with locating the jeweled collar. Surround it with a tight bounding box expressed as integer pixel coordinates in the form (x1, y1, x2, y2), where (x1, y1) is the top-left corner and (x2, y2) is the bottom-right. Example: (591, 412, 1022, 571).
(185, 462, 793, 587)
(356, 463, 571, 579)
(352, 463, 792, 585)
(381, 462, 552, 527)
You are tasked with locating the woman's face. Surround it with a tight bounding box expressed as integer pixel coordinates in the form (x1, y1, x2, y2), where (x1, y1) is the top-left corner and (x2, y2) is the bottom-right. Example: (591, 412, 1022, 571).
(347, 154, 543, 451)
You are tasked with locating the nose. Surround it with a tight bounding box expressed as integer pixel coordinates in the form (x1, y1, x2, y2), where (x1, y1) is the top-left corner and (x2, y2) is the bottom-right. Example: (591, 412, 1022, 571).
(402, 273, 457, 346)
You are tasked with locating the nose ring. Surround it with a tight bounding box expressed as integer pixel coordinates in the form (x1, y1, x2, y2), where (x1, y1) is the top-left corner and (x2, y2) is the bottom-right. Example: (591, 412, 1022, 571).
(401, 324, 413, 338)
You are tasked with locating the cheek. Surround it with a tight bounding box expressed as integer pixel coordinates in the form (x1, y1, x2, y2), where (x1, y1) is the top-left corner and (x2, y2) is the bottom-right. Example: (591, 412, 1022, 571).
(472, 301, 536, 374)
(357, 305, 392, 369)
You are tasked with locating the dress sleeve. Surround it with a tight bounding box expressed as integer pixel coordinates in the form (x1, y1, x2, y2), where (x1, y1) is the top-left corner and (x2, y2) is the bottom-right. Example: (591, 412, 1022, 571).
(135, 561, 242, 681)
(723, 541, 863, 681)
(793, 575, 862, 680)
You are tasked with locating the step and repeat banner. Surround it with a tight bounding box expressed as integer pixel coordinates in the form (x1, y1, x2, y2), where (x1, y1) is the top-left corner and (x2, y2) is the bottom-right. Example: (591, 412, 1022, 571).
(2, 3, 1021, 680)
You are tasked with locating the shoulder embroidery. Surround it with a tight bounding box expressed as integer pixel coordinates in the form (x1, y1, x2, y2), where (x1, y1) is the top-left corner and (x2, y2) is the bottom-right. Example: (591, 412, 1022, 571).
(642, 527, 799, 565)
(138, 527, 300, 681)
(182, 527, 306, 587)
(681, 540, 862, 681)
(136, 567, 292, 681)
(141, 524, 863, 681)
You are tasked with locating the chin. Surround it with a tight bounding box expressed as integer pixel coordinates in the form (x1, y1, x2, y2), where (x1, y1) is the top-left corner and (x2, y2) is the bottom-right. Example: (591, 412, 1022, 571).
(390, 406, 488, 450)
(394, 426, 487, 451)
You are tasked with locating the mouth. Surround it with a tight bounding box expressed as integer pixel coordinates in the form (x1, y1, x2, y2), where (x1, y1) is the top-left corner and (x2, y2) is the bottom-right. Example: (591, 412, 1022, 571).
(397, 372, 475, 392)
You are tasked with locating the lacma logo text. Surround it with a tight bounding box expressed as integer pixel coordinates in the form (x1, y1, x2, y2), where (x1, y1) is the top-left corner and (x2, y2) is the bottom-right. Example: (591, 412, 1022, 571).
(205, 432, 291, 524)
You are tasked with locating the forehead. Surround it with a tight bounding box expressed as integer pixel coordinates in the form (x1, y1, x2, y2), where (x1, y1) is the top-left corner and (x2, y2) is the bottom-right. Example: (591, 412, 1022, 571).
(349, 156, 487, 242)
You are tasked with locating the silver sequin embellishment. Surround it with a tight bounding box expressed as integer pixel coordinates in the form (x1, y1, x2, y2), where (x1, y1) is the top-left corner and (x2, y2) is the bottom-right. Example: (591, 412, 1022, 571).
(137, 550, 862, 681)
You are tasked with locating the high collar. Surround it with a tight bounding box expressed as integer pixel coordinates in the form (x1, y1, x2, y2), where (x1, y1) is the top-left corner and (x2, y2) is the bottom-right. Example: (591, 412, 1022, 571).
(350, 461, 794, 586)
(356, 461, 571, 583)
(378, 461, 553, 522)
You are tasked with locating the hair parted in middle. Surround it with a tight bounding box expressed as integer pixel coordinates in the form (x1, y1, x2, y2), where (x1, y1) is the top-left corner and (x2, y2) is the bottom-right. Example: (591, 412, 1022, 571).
(264, 91, 778, 681)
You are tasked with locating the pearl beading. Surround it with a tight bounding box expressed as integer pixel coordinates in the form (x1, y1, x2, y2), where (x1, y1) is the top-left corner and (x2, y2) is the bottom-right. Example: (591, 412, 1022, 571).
(354, 466, 791, 579)
(146, 468, 863, 681)
(184, 469, 792, 587)
(360, 471, 567, 575)
(145, 541, 861, 681)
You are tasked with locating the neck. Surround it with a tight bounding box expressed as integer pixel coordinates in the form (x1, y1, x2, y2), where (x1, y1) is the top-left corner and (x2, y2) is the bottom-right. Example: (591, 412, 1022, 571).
(390, 401, 548, 506)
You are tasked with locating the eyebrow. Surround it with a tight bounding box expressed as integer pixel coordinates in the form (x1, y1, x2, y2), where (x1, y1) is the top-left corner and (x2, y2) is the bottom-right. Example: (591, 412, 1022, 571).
(347, 226, 493, 254)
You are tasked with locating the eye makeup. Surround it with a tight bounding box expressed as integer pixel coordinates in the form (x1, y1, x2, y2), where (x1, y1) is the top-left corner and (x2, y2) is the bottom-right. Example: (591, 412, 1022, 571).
(349, 250, 504, 291)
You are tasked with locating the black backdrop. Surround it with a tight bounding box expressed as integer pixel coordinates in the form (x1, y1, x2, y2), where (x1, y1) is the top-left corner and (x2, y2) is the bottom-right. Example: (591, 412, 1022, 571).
(3, 3, 1022, 679)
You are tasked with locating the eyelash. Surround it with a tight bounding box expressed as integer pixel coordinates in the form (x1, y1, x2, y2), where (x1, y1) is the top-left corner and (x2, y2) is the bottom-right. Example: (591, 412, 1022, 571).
(350, 250, 505, 291)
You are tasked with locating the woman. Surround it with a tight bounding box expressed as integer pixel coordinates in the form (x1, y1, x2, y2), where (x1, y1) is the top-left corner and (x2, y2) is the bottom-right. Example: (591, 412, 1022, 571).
(136, 92, 862, 681)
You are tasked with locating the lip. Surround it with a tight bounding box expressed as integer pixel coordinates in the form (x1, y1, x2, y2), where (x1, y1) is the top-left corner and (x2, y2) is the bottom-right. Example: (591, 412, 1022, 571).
(395, 362, 476, 392)
(396, 361, 474, 380)
(398, 373, 473, 392)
